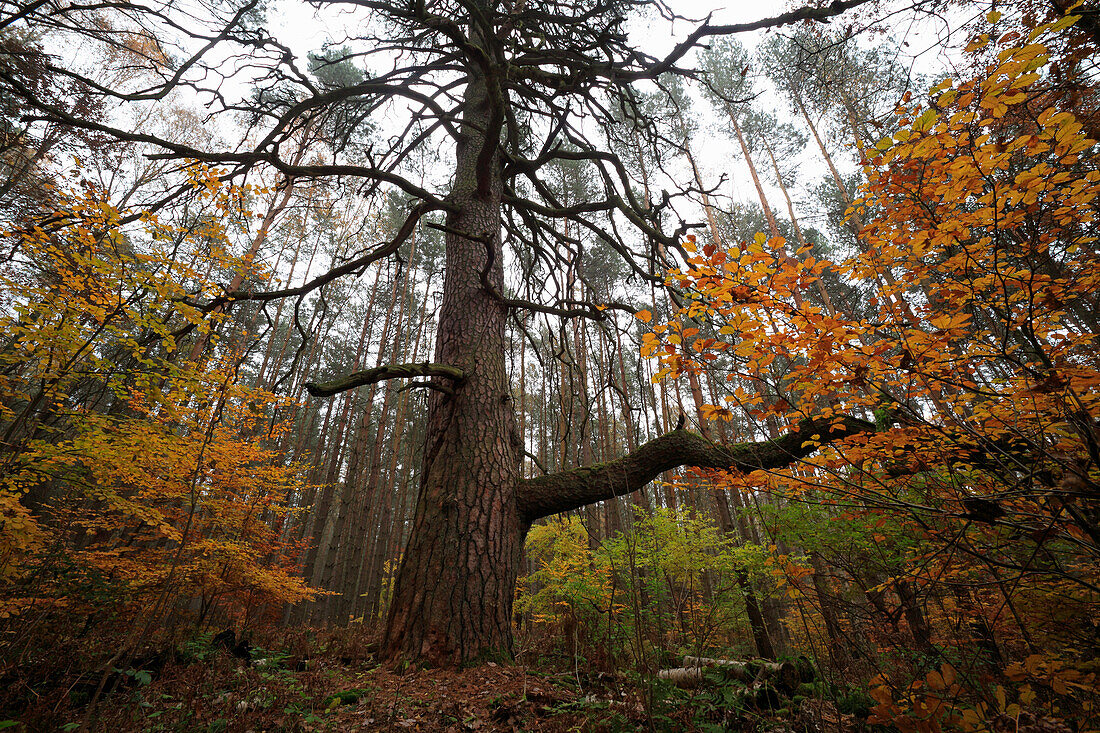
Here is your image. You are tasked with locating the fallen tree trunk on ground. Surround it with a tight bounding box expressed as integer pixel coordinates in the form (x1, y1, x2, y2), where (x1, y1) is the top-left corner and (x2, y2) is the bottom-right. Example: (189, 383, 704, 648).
(658, 656, 811, 693)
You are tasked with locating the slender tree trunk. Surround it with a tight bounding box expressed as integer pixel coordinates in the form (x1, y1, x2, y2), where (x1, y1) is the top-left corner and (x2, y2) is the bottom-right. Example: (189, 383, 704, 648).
(759, 135, 837, 314)
(335, 253, 413, 622)
(362, 261, 431, 620)
(896, 579, 933, 651)
(614, 324, 648, 514)
(721, 105, 782, 238)
(293, 268, 382, 622)
(314, 263, 396, 622)
(712, 493, 776, 658)
(570, 279, 601, 551)
(187, 168, 300, 364)
(808, 551, 847, 664)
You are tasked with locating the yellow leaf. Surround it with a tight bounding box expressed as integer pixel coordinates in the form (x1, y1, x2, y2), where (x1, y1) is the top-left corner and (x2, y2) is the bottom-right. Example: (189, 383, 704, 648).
(913, 108, 939, 131)
(635, 310, 652, 323)
(965, 34, 990, 52)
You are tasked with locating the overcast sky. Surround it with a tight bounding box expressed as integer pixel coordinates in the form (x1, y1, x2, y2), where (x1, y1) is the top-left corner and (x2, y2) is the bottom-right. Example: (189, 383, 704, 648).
(269, 0, 793, 61)
(255, 0, 973, 246)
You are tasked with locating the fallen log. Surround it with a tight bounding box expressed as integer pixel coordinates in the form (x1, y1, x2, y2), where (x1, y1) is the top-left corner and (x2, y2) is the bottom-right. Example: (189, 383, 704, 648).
(658, 656, 810, 693)
(683, 656, 781, 678)
(656, 668, 782, 708)
(656, 667, 708, 688)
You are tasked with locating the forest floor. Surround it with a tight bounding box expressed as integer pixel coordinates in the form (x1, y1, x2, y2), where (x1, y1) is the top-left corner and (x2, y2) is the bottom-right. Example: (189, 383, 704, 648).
(93, 658, 617, 732)
(11, 627, 861, 731)
(75, 654, 676, 732)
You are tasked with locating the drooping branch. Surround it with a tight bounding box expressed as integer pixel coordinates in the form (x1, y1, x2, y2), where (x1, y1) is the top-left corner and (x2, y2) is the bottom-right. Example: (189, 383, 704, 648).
(202, 201, 438, 309)
(476, 237, 636, 321)
(516, 416, 875, 522)
(304, 362, 465, 398)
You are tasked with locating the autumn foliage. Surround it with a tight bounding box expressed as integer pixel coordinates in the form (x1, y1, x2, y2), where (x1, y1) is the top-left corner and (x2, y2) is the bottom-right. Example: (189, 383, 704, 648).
(639, 12, 1100, 731)
(0, 166, 316, 635)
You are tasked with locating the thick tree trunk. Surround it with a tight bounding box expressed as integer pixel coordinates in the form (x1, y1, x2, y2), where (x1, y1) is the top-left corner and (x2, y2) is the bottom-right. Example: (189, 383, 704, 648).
(380, 62, 524, 665)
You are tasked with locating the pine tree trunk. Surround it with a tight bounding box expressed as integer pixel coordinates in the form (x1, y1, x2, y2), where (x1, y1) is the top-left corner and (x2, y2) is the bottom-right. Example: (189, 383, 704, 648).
(722, 106, 782, 239)
(333, 259, 409, 622)
(293, 278, 379, 623)
(380, 65, 524, 665)
(759, 136, 837, 314)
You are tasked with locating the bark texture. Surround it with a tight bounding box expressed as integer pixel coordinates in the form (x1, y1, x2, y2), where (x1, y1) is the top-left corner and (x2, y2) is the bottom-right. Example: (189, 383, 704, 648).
(380, 59, 524, 665)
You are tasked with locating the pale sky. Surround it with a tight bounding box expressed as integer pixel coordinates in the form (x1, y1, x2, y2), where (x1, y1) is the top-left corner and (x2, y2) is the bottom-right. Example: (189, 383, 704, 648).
(269, 0, 792, 60)
(256, 0, 970, 251)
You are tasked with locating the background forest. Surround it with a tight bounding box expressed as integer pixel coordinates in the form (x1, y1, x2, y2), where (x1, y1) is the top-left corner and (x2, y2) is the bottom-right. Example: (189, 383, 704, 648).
(0, 0, 1098, 730)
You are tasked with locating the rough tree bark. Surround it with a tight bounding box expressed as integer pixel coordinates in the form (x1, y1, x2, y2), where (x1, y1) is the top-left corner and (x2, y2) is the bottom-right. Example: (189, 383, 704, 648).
(379, 57, 527, 664)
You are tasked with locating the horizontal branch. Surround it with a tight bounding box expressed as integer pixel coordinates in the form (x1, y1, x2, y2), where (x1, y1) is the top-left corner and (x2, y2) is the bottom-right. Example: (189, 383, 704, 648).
(516, 416, 875, 522)
(304, 362, 465, 398)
